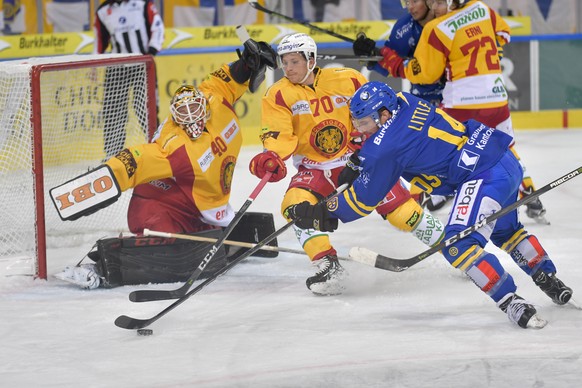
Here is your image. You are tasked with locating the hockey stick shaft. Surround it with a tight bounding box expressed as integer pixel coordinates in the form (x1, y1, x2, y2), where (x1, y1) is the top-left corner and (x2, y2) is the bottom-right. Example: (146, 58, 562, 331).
(114, 183, 348, 330)
(128, 172, 272, 302)
(317, 53, 383, 61)
(248, 0, 356, 43)
(351, 166, 582, 272)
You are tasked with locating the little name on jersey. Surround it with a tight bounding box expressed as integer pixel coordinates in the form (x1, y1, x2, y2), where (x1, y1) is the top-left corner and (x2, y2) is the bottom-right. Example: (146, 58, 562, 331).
(408, 99, 431, 131)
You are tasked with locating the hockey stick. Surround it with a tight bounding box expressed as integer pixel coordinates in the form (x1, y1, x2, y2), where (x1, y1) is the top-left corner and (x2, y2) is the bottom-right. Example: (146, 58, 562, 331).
(128, 172, 272, 303)
(114, 183, 348, 330)
(349, 166, 582, 272)
(142, 228, 350, 259)
(316, 53, 383, 61)
(248, 0, 358, 43)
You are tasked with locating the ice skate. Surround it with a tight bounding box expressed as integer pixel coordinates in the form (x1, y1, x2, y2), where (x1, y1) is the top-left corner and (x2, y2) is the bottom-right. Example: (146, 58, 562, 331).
(306, 255, 347, 296)
(426, 194, 449, 211)
(497, 293, 547, 329)
(523, 193, 549, 224)
(54, 264, 101, 290)
(417, 193, 449, 211)
(533, 269, 575, 306)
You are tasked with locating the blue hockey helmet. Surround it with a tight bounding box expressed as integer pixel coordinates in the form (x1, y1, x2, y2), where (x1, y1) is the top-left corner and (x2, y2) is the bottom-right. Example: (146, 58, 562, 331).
(349, 81, 398, 139)
(350, 81, 398, 119)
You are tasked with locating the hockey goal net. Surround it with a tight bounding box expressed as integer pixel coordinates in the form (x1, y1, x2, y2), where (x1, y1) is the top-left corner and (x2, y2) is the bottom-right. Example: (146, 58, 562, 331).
(0, 54, 157, 279)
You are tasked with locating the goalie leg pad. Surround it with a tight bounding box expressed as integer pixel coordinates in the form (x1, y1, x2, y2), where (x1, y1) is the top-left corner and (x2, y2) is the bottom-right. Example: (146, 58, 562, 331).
(94, 229, 228, 287)
(228, 212, 278, 259)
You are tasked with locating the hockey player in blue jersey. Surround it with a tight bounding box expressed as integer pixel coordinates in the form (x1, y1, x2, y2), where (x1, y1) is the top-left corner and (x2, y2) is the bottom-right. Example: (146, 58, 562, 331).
(353, 0, 449, 211)
(353, 0, 444, 106)
(287, 81, 574, 329)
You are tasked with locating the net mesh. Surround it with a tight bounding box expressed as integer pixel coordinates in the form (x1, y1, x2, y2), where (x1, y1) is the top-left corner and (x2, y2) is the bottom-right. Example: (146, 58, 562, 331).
(0, 55, 153, 276)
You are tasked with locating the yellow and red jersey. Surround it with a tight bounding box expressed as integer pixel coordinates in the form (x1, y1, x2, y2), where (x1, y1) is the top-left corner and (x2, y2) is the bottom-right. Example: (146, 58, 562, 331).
(106, 63, 247, 226)
(403, 0, 510, 109)
(261, 67, 367, 169)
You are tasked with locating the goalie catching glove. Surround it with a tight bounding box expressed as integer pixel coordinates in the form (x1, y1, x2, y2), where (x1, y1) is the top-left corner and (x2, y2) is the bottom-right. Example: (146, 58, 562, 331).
(249, 150, 287, 182)
(237, 39, 277, 93)
(285, 201, 338, 232)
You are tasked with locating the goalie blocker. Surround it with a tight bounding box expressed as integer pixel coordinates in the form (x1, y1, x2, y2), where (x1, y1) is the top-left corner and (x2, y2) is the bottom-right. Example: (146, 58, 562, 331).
(50, 164, 121, 221)
(86, 212, 278, 288)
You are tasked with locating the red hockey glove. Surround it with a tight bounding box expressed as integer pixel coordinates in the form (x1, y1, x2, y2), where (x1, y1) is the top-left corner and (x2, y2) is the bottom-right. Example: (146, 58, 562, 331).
(249, 150, 287, 182)
(285, 201, 338, 232)
(378, 47, 405, 78)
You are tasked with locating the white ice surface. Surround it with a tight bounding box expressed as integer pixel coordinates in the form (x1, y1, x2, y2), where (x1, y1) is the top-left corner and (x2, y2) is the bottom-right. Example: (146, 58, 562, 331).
(1, 129, 582, 387)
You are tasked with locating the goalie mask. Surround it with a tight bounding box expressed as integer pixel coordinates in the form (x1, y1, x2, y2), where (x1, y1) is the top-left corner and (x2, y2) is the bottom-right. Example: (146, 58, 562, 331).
(170, 85, 209, 140)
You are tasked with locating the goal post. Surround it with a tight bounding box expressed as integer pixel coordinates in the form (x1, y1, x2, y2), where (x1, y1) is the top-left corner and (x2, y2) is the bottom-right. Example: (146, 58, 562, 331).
(0, 54, 157, 279)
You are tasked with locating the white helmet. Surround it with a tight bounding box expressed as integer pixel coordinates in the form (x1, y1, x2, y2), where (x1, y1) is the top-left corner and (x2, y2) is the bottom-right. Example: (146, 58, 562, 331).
(170, 85, 209, 140)
(277, 33, 317, 84)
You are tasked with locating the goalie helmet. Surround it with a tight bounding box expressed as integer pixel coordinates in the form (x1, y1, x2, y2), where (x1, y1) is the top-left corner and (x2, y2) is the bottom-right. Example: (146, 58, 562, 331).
(170, 85, 209, 140)
(349, 81, 399, 139)
(277, 33, 317, 83)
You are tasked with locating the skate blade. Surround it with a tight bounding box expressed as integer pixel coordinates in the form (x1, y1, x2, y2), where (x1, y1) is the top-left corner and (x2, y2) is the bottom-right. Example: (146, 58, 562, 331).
(527, 314, 548, 329)
(308, 280, 346, 296)
(566, 297, 582, 310)
(533, 216, 551, 225)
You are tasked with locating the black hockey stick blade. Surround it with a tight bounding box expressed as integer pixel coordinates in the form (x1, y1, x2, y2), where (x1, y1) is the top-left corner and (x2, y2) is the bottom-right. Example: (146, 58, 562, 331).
(115, 220, 297, 330)
(349, 166, 582, 272)
(128, 172, 272, 303)
(114, 184, 348, 330)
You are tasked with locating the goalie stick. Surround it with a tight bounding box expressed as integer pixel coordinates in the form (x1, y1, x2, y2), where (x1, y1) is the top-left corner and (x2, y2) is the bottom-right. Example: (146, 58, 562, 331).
(127, 172, 272, 303)
(349, 166, 582, 272)
(142, 228, 350, 261)
(114, 183, 348, 330)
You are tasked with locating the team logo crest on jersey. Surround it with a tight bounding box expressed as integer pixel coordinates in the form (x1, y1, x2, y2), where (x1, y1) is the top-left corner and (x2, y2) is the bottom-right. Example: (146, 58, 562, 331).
(326, 197, 338, 212)
(114, 149, 137, 178)
(220, 156, 236, 195)
(310, 119, 347, 157)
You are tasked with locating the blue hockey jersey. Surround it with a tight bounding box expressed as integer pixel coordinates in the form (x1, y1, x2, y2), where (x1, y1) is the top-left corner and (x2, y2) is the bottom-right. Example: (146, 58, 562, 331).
(331, 92, 513, 222)
(371, 14, 444, 105)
